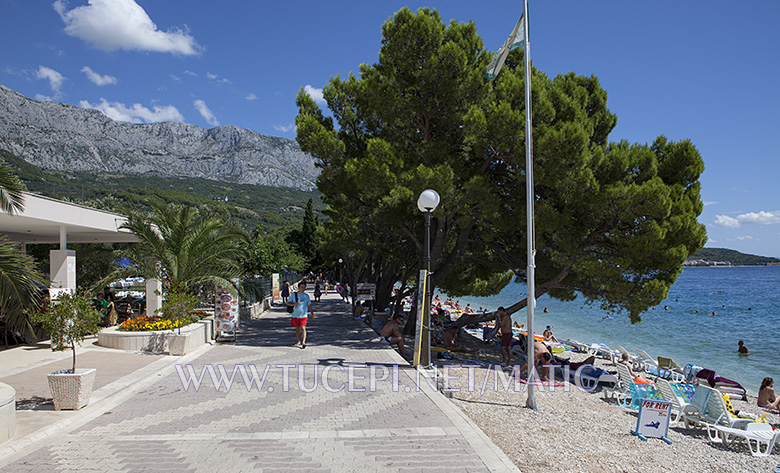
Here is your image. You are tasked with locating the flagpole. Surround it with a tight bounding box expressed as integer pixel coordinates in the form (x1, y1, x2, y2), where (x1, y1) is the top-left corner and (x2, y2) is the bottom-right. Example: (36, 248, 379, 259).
(522, 0, 537, 411)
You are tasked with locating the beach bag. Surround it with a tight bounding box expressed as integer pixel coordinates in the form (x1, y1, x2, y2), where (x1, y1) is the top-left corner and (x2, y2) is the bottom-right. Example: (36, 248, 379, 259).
(286, 293, 296, 313)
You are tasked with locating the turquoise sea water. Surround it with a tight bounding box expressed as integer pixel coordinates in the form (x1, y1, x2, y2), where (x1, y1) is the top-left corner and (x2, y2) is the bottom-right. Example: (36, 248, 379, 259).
(441, 266, 780, 395)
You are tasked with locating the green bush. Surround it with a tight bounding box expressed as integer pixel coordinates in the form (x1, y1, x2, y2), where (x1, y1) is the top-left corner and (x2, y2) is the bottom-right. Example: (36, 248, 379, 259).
(30, 291, 101, 373)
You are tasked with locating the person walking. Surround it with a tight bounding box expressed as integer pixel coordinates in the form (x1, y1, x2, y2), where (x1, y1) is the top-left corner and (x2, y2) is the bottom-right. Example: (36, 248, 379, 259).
(314, 281, 322, 302)
(280, 281, 290, 306)
(288, 282, 314, 348)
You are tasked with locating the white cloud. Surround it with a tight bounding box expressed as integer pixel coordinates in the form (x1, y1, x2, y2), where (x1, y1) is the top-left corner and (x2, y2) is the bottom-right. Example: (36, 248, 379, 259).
(184, 70, 198, 77)
(81, 66, 117, 85)
(274, 123, 295, 133)
(714, 215, 740, 228)
(54, 0, 200, 55)
(736, 235, 755, 241)
(703, 201, 717, 206)
(707, 238, 717, 245)
(304, 84, 325, 105)
(78, 98, 184, 123)
(193, 99, 219, 126)
(713, 210, 780, 228)
(35, 94, 54, 102)
(206, 71, 230, 84)
(737, 211, 780, 225)
(36, 65, 65, 98)
(245, 93, 257, 101)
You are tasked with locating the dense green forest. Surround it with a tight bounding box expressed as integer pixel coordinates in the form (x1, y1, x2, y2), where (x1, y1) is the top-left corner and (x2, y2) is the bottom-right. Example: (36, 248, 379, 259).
(1, 149, 322, 231)
(688, 247, 780, 265)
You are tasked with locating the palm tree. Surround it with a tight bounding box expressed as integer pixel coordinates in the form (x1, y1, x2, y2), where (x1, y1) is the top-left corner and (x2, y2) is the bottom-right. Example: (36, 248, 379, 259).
(0, 157, 25, 214)
(0, 157, 45, 342)
(120, 202, 249, 295)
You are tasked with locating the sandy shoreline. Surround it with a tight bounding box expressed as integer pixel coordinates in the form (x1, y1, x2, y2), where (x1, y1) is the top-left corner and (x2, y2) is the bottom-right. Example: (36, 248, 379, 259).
(431, 329, 780, 472)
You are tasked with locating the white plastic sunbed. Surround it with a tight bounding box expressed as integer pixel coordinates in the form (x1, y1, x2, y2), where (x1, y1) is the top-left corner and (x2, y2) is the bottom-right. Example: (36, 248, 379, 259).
(711, 422, 779, 456)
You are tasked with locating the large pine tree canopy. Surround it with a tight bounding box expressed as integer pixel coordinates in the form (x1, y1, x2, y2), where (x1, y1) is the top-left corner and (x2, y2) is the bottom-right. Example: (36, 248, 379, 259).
(295, 8, 706, 323)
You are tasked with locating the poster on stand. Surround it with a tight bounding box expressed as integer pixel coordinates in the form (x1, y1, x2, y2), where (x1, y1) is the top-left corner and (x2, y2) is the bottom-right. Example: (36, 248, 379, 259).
(214, 283, 238, 332)
(272, 273, 280, 302)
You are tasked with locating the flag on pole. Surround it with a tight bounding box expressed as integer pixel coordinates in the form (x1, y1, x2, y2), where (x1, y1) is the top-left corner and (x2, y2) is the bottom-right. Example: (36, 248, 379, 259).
(484, 15, 525, 81)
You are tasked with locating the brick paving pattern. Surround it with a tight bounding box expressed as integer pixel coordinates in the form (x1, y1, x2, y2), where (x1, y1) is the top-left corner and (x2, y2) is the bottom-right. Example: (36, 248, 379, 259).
(2, 293, 509, 472)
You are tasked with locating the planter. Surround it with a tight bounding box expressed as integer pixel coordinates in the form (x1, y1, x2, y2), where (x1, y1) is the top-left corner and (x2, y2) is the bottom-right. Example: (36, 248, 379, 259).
(167, 333, 191, 356)
(47, 368, 97, 411)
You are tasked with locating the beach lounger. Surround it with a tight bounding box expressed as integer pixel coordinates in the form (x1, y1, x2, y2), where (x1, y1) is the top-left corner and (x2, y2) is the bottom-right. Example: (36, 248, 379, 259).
(614, 345, 644, 372)
(587, 343, 619, 363)
(657, 378, 694, 424)
(559, 338, 589, 354)
(567, 363, 617, 391)
(613, 363, 657, 409)
(711, 422, 780, 456)
(682, 385, 754, 440)
(605, 362, 636, 406)
(635, 349, 660, 376)
(657, 356, 685, 382)
(681, 384, 711, 426)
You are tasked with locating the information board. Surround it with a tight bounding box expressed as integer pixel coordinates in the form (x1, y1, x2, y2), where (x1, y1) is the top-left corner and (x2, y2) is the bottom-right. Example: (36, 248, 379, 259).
(631, 399, 673, 444)
(356, 283, 376, 301)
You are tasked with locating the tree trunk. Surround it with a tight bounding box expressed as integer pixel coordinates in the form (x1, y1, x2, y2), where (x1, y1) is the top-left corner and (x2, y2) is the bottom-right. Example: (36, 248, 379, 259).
(448, 265, 573, 330)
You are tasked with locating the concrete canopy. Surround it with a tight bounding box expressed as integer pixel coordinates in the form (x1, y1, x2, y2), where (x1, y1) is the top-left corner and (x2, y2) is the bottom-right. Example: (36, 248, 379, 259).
(0, 193, 138, 245)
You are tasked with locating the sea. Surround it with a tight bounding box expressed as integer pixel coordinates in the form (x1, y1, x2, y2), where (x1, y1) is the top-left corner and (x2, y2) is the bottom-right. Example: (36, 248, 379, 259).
(439, 266, 780, 396)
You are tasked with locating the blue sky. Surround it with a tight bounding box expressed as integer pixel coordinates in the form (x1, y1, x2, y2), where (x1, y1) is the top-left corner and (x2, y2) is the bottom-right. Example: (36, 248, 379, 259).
(2, 1, 779, 257)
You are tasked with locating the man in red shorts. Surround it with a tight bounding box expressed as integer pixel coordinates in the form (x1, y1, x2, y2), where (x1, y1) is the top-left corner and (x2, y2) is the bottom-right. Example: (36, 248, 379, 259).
(497, 306, 513, 368)
(288, 282, 314, 348)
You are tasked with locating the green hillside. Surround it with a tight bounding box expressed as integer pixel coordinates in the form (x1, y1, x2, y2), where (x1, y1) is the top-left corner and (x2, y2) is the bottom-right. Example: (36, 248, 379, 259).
(688, 247, 780, 266)
(1, 149, 322, 231)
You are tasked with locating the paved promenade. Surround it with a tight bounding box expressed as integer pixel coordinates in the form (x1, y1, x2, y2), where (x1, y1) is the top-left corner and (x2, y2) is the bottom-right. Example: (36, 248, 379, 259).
(0, 292, 518, 472)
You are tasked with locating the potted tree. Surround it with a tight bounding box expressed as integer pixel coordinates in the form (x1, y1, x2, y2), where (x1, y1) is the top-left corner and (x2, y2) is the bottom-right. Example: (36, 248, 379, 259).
(30, 290, 101, 410)
(158, 290, 199, 356)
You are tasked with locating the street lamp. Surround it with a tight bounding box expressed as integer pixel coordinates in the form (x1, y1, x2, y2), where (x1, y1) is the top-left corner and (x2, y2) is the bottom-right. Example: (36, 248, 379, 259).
(416, 189, 439, 368)
(338, 258, 343, 285)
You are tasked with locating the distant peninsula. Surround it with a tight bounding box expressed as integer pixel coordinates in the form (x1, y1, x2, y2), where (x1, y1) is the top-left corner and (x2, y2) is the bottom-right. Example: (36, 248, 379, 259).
(685, 247, 780, 266)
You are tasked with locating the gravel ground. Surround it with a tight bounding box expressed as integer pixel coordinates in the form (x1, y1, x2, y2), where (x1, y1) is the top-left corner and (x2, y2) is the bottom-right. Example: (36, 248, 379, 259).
(435, 331, 780, 473)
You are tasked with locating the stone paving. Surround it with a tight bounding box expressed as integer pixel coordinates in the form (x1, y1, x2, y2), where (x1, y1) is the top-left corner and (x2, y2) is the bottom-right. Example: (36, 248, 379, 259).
(0, 293, 518, 472)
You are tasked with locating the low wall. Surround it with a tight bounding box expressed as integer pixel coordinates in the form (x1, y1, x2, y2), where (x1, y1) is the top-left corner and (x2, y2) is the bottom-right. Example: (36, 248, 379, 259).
(0, 382, 15, 444)
(97, 317, 212, 353)
(240, 297, 273, 321)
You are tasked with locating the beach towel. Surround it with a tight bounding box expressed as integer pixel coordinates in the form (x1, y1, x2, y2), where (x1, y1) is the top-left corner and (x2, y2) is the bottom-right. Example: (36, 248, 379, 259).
(696, 368, 747, 401)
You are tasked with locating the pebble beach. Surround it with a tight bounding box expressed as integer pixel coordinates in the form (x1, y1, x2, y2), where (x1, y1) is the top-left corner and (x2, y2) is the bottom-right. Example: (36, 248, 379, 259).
(437, 331, 780, 472)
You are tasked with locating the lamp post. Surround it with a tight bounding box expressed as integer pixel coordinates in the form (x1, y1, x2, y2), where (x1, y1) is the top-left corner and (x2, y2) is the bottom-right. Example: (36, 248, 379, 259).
(338, 258, 343, 285)
(416, 189, 440, 368)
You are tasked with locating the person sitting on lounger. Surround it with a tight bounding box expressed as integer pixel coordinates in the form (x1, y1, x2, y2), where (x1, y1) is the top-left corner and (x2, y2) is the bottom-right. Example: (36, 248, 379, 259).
(543, 325, 558, 342)
(442, 326, 479, 356)
(621, 353, 651, 384)
(757, 377, 780, 410)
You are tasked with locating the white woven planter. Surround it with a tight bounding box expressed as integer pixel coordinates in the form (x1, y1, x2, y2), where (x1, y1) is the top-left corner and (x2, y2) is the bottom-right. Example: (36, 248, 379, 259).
(167, 333, 190, 356)
(47, 368, 97, 411)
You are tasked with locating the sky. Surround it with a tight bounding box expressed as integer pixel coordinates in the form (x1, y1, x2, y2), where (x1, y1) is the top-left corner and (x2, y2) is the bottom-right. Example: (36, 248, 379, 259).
(1, 0, 779, 257)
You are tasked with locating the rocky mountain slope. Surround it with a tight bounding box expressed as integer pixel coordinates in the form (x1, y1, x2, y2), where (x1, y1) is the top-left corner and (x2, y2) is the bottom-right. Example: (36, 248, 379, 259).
(0, 85, 318, 190)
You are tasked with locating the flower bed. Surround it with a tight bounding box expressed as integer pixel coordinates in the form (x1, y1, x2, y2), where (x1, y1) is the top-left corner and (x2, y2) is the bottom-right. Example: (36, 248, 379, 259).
(98, 317, 213, 353)
(118, 316, 188, 332)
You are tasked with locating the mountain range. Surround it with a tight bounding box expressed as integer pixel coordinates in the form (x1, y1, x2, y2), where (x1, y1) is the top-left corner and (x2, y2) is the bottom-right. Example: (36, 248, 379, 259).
(0, 84, 318, 191)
